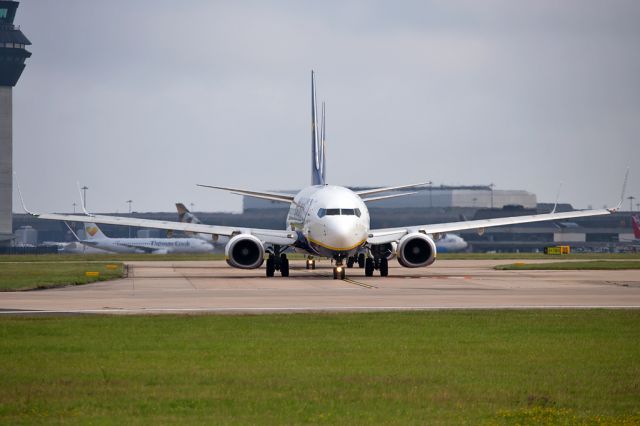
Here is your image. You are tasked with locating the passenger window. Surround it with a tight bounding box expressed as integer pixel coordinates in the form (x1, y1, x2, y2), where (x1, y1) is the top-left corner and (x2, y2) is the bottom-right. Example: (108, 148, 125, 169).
(317, 208, 326, 218)
(326, 209, 340, 216)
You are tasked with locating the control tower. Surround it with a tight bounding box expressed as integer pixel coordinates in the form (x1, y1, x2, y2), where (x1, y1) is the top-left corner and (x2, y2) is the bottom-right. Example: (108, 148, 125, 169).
(0, 1, 30, 246)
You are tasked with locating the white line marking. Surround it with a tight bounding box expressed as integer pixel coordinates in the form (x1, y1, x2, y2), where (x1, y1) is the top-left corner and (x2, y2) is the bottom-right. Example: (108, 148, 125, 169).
(1, 305, 640, 314)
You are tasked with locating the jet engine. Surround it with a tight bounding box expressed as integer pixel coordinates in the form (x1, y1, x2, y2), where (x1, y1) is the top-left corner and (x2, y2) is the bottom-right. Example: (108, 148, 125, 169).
(396, 233, 437, 268)
(225, 234, 265, 269)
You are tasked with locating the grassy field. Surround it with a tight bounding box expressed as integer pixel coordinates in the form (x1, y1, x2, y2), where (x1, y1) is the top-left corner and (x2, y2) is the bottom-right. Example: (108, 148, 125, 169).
(0, 310, 639, 424)
(0, 262, 124, 291)
(0, 253, 225, 263)
(438, 252, 640, 260)
(496, 260, 640, 270)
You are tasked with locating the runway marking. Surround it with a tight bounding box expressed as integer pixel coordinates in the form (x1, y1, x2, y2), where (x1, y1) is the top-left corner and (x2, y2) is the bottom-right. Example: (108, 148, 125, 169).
(342, 277, 377, 289)
(301, 267, 376, 288)
(1, 306, 640, 315)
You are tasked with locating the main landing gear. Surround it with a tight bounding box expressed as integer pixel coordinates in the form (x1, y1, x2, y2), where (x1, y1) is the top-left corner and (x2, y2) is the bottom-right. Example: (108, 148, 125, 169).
(364, 256, 388, 277)
(346, 253, 366, 269)
(266, 245, 289, 277)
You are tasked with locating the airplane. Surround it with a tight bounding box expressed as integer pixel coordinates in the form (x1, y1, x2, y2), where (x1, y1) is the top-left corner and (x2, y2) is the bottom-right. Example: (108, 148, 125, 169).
(19, 71, 628, 279)
(66, 221, 215, 254)
(175, 203, 228, 244)
(632, 215, 640, 241)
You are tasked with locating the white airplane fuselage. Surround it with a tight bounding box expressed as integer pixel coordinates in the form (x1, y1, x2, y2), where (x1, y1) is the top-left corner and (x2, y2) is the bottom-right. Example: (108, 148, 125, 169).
(287, 185, 370, 257)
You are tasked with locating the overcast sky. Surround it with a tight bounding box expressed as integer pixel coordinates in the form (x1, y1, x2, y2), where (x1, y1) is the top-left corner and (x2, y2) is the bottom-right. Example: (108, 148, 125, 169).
(11, 0, 640, 214)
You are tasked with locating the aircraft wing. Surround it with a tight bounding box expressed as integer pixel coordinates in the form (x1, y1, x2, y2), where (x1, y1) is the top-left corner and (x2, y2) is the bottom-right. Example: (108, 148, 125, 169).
(33, 213, 297, 246)
(367, 208, 614, 245)
(368, 169, 629, 245)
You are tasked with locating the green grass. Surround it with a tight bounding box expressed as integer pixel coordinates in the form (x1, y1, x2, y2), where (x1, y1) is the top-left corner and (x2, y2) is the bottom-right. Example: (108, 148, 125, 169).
(0, 253, 225, 263)
(439, 252, 640, 260)
(496, 260, 640, 270)
(0, 262, 124, 291)
(0, 311, 639, 424)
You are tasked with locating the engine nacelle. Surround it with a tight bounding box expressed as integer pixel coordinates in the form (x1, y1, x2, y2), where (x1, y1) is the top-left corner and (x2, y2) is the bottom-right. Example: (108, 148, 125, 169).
(396, 233, 437, 268)
(225, 234, 265, 269)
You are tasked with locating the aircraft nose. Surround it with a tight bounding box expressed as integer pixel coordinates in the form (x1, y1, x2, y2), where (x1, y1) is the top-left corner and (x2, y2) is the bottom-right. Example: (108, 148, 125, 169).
(324, 218, 366, 251)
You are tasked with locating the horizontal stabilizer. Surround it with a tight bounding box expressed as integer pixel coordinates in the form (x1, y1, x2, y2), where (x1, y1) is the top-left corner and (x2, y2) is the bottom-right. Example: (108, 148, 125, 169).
(355, 182, 431, 197)
(361, 192, 417, 203)
(197, 184, 295, 203)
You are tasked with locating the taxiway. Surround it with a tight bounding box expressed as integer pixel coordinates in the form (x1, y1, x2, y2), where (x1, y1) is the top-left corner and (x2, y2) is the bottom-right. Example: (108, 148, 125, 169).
(1, 260, 639, 314)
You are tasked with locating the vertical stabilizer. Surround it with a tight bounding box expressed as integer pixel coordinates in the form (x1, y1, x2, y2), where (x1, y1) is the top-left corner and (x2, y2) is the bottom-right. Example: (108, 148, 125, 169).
(311, 71, 326, 185)
(632, 215, 640, 239)
(83, 222, 108, 240)
(176, 203, 201, 225)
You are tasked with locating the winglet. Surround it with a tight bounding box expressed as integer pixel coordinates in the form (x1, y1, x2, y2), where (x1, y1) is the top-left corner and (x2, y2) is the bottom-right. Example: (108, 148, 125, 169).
(14, 172, 35, 215)
(609, 168, 629, 212)
(76, 181, 94, 217)
(551, 181, 563, 214)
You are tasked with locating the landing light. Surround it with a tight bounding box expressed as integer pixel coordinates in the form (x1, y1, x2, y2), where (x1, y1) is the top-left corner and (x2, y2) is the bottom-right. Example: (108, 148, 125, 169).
(336, 266, 343, 272)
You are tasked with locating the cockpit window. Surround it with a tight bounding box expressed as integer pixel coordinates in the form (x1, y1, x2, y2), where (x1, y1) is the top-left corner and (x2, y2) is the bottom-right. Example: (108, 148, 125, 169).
(318, 208, 361, 217)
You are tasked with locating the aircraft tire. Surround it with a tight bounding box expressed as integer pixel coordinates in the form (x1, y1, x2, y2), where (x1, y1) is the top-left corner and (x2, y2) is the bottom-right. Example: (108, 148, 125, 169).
(266, 257, 275, 277)
(379, 257, 389, 277)
(346, 257, 354, 268)
(358, 253, 365, 268)
(281, 258, 290, 277)
(365, 257, 374, 277)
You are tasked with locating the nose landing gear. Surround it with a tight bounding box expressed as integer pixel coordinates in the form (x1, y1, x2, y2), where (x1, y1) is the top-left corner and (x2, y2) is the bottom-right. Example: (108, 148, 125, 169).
(333, 263, 346, 280)
(332, 256, 347, 280)
(305, 257, 316, 270)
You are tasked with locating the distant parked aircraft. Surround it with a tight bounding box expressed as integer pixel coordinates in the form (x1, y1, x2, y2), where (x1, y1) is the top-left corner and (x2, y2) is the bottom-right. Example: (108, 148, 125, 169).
(70, 222, 214, 254)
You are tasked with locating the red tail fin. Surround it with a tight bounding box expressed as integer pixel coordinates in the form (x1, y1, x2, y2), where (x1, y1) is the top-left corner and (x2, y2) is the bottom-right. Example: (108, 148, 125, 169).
(632, 215, 640, 239)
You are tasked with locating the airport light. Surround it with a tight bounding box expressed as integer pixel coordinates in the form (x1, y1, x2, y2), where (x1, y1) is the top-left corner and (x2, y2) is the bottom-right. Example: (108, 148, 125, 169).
(81, 186, 88, 209)
(126, 200, 133, 238)
(628, 196, 636, 212)
(72, 202, 76, 214)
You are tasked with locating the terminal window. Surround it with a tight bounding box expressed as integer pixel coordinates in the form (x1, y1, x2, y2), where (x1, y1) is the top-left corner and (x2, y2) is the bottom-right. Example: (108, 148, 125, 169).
(0, 9, 7, 19)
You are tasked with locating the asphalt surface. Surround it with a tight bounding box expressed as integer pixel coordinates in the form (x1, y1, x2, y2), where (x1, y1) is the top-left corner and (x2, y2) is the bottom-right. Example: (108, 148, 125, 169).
(1, 260, 639, 314)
